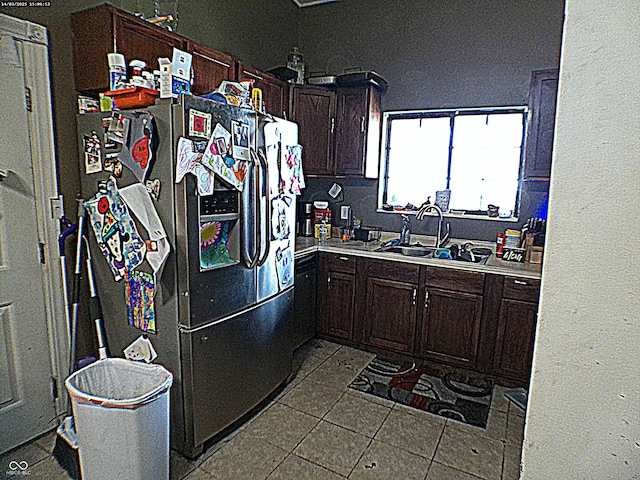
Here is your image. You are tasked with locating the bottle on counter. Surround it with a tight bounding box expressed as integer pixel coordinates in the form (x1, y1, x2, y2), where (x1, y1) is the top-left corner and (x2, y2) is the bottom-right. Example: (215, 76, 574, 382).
(318, 221, 328, 245)
(496, 232, 506, 258)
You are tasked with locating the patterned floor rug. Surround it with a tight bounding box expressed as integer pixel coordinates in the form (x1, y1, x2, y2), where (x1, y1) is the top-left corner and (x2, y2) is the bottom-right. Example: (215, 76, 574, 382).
(349, 357, 493, 428)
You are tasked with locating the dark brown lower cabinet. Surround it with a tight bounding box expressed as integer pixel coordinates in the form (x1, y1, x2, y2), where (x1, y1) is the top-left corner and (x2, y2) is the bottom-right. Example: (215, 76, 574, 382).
(318, 253, 357, 341)
(360, 260, 419, 354)
(420, 288, 483, 368)
(492, 276, 540, 382)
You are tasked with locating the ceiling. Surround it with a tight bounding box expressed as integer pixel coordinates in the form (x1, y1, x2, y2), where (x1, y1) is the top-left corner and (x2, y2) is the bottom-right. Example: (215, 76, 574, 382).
(292, 0, 340, 7)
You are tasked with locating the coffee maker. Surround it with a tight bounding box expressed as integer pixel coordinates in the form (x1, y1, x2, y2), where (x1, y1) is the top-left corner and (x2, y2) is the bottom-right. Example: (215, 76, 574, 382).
(299, 202, 314, 236)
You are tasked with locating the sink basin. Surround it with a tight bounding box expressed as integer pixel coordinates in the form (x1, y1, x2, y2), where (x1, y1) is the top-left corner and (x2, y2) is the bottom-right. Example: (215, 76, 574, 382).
(376, 245, 434, 257)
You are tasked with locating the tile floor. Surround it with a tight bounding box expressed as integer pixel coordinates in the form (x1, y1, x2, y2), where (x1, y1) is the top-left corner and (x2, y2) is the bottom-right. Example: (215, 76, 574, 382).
(0, 339, 526, 479)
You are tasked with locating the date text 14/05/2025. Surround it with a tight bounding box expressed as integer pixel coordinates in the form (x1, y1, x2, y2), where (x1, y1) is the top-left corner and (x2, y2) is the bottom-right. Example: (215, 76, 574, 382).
(0, 1, 51, 6)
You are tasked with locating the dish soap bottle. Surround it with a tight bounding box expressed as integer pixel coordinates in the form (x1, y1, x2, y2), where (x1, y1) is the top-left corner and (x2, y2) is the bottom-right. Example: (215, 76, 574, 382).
(318, 221, 328, 245)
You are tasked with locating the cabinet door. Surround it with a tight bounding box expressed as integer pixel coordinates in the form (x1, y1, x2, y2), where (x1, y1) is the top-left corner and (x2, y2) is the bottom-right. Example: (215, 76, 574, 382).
(364, 277, 417, 353)
(420, 288, 483, 368)
(523, 69, 559, 180)
(237, 63, 289, 118)
(335, 86, 382, 177)
(188, 43, 236, 96)
(320, 271, 355, 340)
(493, 298, 537, 382)
(291, 87, 335, 176)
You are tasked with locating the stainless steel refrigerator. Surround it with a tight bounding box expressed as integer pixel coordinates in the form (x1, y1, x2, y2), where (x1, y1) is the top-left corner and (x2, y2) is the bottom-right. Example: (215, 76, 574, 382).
(76, 96, 299, 457)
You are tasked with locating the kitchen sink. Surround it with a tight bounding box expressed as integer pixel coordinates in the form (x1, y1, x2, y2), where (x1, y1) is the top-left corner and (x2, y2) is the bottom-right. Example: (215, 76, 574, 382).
(383, 245, 434, 257)
(376, 243, 492, 264)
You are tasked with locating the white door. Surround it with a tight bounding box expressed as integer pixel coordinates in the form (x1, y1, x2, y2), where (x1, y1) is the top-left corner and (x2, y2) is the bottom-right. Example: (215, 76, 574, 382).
(0, 15, 65, 454)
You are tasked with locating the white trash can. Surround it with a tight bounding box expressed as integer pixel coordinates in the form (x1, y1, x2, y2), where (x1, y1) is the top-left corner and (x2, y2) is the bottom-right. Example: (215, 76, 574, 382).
(65, 358, 173, 480)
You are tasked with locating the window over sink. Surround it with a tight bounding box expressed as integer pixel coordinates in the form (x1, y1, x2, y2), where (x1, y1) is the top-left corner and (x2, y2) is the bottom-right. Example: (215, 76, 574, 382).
(378, 107, 526, 219)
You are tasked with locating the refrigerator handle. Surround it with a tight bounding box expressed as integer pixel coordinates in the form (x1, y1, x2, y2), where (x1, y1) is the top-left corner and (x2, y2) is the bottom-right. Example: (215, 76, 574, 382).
(242, 153, 260, 269)
(257, 149, 271, 266)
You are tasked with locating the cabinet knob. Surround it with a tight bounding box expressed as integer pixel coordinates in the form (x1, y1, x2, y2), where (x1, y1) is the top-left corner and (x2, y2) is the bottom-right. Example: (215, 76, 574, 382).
(339, 256, 350, 261)
(424, 291, 430, 308)
(412, 288, 417, 306)
(513, 279, 528, 286)
(361, 116, 365, 132)
(331, 117, 335, 134)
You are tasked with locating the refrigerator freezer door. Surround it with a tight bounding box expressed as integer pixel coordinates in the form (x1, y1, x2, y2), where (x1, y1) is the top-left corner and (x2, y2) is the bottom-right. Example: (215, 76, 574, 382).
(256, 118, 298, 302)
(180, 287, 293, 450)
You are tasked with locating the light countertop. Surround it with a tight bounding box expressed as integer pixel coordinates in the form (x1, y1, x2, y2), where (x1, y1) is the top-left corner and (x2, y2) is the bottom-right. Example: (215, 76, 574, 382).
(295, 233, 542, 280)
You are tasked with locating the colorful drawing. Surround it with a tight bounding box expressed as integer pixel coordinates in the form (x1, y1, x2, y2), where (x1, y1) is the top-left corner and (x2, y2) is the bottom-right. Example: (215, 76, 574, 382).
(199, 220, 234, 270)
(85, 177, 146, 281)
(275, 243, 293, 288)
(125, 269, 156, 334)
(118, 111, 156, 183)
(201, 123, 248, 191)
(175, 137, 202, 183)
(188, 109, 212, 138)
(281, 144, 305, 195)
(271, 195, 292, 241)
(83, 131, 102, 175)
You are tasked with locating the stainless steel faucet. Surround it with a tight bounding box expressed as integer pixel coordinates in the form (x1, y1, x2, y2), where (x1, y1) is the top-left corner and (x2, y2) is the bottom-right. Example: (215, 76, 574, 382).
(399, 214, 412, 245)
(417, 204, 444, 248)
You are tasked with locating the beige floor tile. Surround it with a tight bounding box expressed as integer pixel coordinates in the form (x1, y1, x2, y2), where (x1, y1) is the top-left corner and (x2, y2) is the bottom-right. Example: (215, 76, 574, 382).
(278, 378, 344, 418)
(304, 360, 363, 390)
(199, 433, 288, 480)
(329, 346, 377, 371)
(170, 449, 196, 480)
(375, 408, 445, 458)
(505, 409, 525, 446)
(0, 441, 50, 472)
(324, 392, 391, 438)
(433, 425, 504, 480)
(18, 456, 73, 479)
(502, 442, 522, 480)
(426, 461, 484, 480)
(267, 453, 346, 479)
(346, 388, 397, 409)
(293, 420, 370, 477)
(349, 439, 431, 480)
(244, 402, 320, 451)
(33, 429, 57, 454)
(491, 385, 512, 413)
(446, 407, 508, 443)
(182, 466, 216, 480)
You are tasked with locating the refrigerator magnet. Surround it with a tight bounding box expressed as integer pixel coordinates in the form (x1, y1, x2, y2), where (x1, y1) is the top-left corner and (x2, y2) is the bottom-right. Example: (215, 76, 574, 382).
(231, 120, 250, 161)
(103, 153, 123, 178)
(83, 131, 103, 175)
(188, 109, 212, 138)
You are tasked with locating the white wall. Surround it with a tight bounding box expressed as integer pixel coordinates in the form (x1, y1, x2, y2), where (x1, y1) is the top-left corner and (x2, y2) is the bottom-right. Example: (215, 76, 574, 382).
(521, 1, 640, 478)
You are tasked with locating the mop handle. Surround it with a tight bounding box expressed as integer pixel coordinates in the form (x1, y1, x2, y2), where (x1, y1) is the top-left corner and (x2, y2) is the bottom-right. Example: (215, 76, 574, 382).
(82, 236, 108, 360)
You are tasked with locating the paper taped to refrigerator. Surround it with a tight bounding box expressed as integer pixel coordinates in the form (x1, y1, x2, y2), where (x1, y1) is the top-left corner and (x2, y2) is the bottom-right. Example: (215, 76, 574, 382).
(125, 269, 156, 334)
(119, 183, 170, 281)
(118, 111, 156, 183)
(85, 177, 146, 281)
(201, 123, 248, 191)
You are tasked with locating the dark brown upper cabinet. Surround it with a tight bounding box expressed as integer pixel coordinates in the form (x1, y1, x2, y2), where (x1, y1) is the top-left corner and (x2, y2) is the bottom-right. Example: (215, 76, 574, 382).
(188, 42, 236, 96)
(523, 69, 559, 181)
(236, 63, 290, 119)
(72, 4, 188, 94)
(291, 84, 383, 178)
(290, 86, 336, 176)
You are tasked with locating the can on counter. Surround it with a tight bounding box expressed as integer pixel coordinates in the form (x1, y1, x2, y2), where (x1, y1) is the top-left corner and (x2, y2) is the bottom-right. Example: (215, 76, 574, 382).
(496, 232, 506, 258)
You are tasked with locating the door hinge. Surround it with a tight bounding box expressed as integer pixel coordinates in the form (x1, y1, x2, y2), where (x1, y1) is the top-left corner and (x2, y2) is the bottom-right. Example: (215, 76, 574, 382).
(25, 87, 32, 112)
(39, 242, 46, 264)
(50, 195, 64, 220)
(51, 377, 59, 400)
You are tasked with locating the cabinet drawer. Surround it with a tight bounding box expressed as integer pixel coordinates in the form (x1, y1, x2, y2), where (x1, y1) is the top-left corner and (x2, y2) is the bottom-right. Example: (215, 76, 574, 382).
(323, 253, 356, 274)
(424, 267, 485, 295)
(502, 277, 541, 303)
(364, 259, 420, 284)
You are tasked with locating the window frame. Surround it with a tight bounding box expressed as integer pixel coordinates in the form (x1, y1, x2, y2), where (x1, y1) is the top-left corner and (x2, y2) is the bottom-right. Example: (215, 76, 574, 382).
(377, 106, 527, 220)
